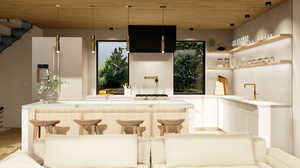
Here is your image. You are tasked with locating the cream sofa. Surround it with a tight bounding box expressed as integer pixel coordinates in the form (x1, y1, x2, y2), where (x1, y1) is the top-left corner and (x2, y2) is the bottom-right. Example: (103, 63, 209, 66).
(1, 134, 300, 168)
(151, 134, 300, 168)
(32, 135, 150, 168)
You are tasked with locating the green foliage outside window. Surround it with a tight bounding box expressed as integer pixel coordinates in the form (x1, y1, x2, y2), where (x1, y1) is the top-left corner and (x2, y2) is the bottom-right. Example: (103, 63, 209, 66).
(174, 41, 205, 94)
(97, 47, 128, 94)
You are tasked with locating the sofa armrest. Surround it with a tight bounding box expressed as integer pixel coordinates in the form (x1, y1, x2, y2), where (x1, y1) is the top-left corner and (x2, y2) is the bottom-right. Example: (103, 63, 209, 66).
(138, 164, 150, 168)
(265, 148, 300, 168)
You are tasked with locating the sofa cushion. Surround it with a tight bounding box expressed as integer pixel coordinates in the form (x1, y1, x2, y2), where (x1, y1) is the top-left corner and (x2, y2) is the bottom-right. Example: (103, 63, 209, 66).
(177, 166, 265, 168)
(0, 150, 43, 168)
(151, 137, 166, 164)
(165, 134, 255, 167)
(32, 139, 44, 163)
(138, 137, 151, 164)
(44, 135, 138, 168)
(266, 148, 300, 168)
(32, 136, 149, 165)
(253, 137, 266, 162)
(153, 164, 271, 168)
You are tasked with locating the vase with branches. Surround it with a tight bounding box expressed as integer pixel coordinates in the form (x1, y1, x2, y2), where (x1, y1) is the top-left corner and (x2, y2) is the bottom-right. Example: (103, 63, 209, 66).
(38, 71, 62, 103)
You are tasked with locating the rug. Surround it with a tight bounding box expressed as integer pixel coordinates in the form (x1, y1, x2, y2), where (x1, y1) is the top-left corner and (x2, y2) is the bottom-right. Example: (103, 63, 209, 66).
(0, 128, 21, 160)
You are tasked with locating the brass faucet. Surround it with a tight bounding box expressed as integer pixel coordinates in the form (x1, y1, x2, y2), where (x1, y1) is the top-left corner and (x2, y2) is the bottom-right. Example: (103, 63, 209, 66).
(144, 76, 159, 88)
(244, 83, 257, 100)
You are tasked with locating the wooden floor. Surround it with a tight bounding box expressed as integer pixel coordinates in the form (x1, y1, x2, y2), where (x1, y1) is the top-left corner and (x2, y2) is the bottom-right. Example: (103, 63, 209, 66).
(0, 128, 21, 160)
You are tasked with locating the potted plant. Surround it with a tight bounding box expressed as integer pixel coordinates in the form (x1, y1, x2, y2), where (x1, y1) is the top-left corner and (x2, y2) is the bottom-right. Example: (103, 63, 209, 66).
(38, 71, 62, 103)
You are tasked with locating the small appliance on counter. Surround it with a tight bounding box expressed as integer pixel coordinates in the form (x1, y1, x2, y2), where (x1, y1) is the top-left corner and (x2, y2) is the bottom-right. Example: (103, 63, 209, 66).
(135, 94, 169, 100)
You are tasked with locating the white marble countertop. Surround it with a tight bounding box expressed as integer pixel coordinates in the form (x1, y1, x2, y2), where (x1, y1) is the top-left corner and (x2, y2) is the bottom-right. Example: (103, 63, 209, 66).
(220, 96, 291, 107)
(23, 95, 290, 109)
(22, 99, 193, 109)
(87, 94, 291, 107)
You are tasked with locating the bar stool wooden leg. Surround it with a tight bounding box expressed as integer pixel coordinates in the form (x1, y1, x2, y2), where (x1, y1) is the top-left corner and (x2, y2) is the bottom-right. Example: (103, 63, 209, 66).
(30, 120, 61, 140)
(74, 119, 102, 135)
(96, 124, 107, 135)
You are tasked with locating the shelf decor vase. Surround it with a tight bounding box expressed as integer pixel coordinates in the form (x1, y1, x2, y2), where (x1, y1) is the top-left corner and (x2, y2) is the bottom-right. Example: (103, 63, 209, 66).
(45, 90, 59, 103)
(38, 70, 62, 104)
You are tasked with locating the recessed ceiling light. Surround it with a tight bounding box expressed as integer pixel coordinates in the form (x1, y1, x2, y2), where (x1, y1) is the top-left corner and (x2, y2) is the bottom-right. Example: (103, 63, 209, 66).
(55, 4, 61, 8)
(89, 4, 96, 8)
(125, 5, 132, 8)
(109, 27, 114, 30)
(189, 27, 194, 31)
(229, 23, 235, 27)
(265, 1, 272, 7)
(244, 14, 251, 19)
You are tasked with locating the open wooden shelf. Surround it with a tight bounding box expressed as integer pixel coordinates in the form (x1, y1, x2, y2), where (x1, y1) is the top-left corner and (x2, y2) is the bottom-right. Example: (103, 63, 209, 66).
(230, 34, 292, 53)
(207, 67, 233, 70)
(234, 60, 292, 69)
(207, 60, 292, 70)
(207, 50, 231, 55)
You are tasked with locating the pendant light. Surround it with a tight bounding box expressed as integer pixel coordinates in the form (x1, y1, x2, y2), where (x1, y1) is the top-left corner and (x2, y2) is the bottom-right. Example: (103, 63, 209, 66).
(90, 5, 96, 54)
(160, 5, 166, 55)
(55, 4, 61, 54)
(126, 5, 132, 54)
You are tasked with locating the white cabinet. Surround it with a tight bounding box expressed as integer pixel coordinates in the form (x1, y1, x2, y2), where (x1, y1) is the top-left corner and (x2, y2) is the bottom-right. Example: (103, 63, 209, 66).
(202, 97, 219, 128)
(180, 96, 220, 130)
(221, 99, 258, 134)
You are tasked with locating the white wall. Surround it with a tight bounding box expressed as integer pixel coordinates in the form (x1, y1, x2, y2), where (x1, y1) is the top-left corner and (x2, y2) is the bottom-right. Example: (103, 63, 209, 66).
(44, 29, 233, 96)
(32, 37, 83, 101)
(293, 0, 300, 157)
(232, 1, 292, 104)
(234, 1, 292, 40)
(0, 26, 43, 127)
(129, 53, 173, 95)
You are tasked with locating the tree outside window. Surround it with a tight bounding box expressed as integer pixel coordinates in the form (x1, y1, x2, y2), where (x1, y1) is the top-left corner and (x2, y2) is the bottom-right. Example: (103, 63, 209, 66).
(174, 41, 205, 94)
(97, 41, 128, 95)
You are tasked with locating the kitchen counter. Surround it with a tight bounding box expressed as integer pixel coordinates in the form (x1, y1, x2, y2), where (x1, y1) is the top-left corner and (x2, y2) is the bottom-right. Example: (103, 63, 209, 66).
(86, 94, 291, 107)
(23, 99, 193, 109)
(22, 95, 292, 154)
(220, 96, 290, 107)
(21, 98, 191, 153)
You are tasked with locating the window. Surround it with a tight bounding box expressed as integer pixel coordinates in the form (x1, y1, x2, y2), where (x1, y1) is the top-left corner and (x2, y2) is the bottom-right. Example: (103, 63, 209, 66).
(174, 41, 205, 94)
(96, 41, 128, 95)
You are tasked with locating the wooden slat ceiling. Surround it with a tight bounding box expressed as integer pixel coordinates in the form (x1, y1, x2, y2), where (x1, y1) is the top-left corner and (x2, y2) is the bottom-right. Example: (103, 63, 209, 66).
(0, 0, 288, 29)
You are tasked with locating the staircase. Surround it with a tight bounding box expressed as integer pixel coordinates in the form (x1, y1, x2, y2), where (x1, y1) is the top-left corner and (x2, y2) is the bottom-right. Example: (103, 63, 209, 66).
(0, 19, 32, 53)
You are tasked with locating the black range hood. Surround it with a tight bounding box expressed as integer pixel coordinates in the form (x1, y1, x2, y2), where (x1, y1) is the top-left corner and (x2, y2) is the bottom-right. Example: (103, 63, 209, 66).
(128, 25, 176, 53)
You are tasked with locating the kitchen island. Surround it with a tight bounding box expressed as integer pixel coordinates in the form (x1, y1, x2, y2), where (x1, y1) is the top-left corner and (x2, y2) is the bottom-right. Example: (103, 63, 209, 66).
(22, 99, 192, 153)
(22, 95, 292, 154)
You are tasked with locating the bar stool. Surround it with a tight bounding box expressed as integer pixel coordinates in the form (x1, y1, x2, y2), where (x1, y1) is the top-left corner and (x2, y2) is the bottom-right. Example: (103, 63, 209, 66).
(157, 119, 185, 136)
(116, 120, 146, 136)
(96, 124, 108, 135)
(74, 119, 102, 135)
(54, 126, 71, 135)
(30, 120, 61, 140)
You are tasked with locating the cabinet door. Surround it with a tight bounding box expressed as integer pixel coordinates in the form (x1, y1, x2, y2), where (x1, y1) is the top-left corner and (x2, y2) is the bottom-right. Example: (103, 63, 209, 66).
(222, 100, 258, 134)
(203, 97, 219, 128)
(129, 25, 176, 53)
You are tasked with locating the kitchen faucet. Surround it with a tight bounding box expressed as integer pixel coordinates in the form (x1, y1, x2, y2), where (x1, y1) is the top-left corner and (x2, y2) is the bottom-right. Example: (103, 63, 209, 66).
(244, 83, 257, 100)
(144, 76, 159, 88)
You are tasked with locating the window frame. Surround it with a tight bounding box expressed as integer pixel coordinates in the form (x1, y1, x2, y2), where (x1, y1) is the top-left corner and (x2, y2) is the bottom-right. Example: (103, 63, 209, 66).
(96, 40, 129, 95)
(173, 40, 206, 95)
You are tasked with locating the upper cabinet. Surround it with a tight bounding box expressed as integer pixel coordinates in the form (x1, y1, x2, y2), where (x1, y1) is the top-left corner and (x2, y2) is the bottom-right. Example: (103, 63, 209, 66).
(128, 25, 176, 53)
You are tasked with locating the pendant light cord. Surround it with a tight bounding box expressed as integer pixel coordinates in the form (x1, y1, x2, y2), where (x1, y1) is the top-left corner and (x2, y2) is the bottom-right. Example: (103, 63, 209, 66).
(126, 2, 132, 53)
(92, 6, 96, 36)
